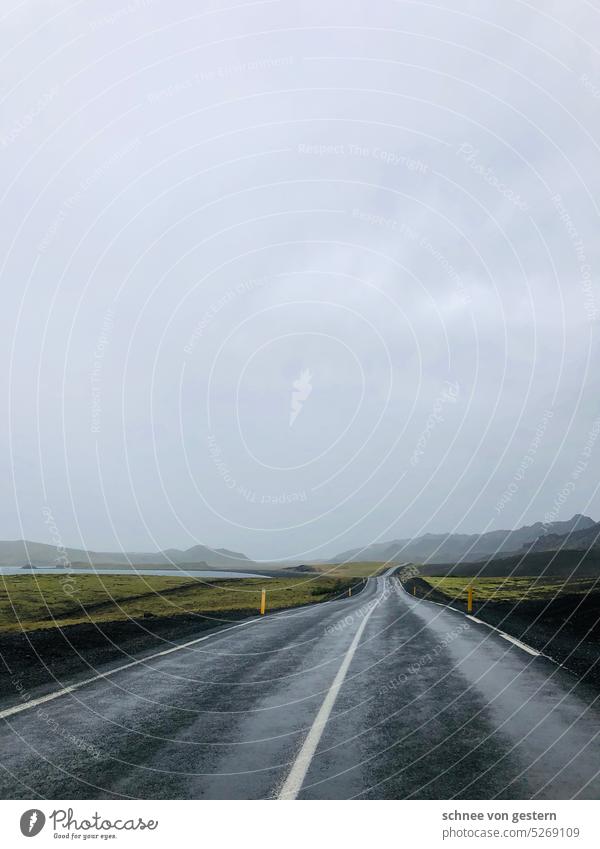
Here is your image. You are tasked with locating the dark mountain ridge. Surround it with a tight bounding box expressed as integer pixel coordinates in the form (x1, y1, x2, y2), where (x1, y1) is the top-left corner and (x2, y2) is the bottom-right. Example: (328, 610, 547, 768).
(331, 514, 597, 565)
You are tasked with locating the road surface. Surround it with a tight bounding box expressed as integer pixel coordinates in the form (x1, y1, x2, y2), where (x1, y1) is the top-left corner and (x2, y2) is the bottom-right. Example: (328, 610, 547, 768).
(1, 572, 599, 799)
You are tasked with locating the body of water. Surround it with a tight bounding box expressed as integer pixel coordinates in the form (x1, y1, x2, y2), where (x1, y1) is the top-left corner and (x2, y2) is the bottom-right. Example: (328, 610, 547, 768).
(0, 567, 267, 579)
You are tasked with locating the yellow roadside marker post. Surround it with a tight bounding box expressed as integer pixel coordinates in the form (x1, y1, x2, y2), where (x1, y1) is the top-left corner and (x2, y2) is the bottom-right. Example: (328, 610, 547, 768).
(413, 585, 416, 596)
(260, 588, 266, 615)
(348, 586, 352, 597)
(467, 586, 473, 613)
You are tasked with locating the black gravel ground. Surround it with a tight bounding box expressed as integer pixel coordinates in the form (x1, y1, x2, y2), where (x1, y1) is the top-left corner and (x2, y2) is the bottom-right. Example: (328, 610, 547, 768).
(2, 574, 600, 799)
(405, 577, 600, 686)
(0, 581, 366, 710)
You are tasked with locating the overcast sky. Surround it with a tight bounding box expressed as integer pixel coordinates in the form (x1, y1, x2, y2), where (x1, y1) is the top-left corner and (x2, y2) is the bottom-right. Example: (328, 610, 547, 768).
(1, 0, 600, 561)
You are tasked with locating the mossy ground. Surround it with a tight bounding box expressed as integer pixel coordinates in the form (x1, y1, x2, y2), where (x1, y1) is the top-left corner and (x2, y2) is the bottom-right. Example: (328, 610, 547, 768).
(0, 573, 359, 634)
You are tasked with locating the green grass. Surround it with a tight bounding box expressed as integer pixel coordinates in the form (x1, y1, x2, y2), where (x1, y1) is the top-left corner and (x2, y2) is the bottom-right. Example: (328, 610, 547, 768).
(424, 576, 600, 603)
(309, 562, 386, 578)
(0, 573, 357, 634)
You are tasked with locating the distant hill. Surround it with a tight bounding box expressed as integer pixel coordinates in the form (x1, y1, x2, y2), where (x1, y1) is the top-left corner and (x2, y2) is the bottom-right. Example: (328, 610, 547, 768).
(330, 514, 596, 565)
(0, 540, 252, 569)
(419, 548, 600, 580)
(159, 545, 252, 569)
(523, 521, 600, 553)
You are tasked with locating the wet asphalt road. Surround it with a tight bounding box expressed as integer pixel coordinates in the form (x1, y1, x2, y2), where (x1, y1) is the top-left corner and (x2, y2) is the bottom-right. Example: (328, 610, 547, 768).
(1, 572, 600, 799)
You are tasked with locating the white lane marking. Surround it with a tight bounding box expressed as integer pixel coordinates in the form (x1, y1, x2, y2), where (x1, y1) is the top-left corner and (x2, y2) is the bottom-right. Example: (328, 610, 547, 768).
(399, 582, 548, 661)
(0, 616, 264, 721)
(499, 632, 540, 656)
(278, 579, 385, 800)
(1, 577, 381, 721)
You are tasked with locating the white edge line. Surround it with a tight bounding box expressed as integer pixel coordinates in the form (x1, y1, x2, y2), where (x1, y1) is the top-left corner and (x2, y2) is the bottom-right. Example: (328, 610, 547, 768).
(1, 575, 380, 721)
(398, 581, 561, 665)
(0, 616, 265, 720)
(498, 632, 541, 657)
(468, 614, 539, 655)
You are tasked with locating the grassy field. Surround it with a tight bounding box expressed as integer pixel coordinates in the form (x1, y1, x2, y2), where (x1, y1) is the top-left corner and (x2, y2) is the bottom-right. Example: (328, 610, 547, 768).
(0, 573, 358, 634)
(424, 576, 600, 603)
(307, 562, 386, 578)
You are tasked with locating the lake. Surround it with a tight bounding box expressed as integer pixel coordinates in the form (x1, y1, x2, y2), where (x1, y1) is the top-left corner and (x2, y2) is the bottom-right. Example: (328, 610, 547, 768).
(0, 567, 268, 579)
